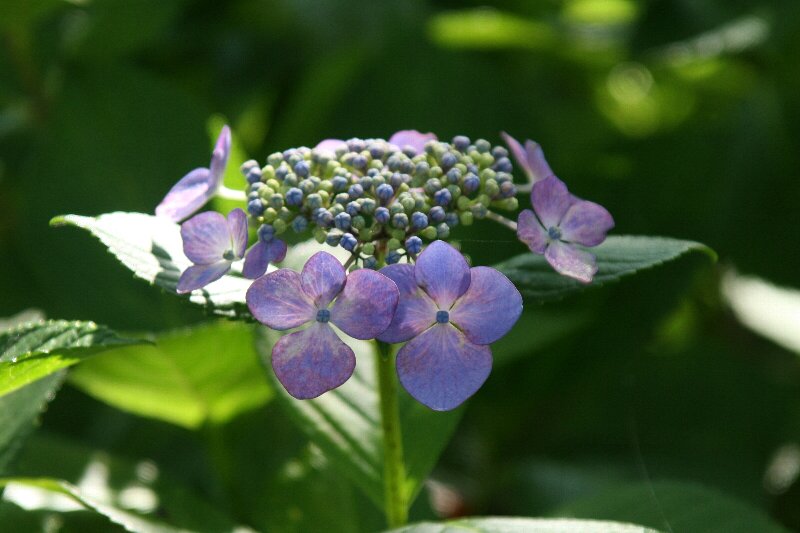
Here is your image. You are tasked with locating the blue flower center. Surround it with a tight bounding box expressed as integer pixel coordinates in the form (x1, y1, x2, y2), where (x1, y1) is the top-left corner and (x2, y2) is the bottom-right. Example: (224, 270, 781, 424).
(547, 226, 562, 240)
(316, 309, 331, 323)
(436, 310, 450, 324)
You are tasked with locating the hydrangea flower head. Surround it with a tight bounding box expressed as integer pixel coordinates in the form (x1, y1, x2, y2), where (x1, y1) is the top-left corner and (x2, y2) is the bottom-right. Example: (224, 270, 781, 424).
(247, 252, 400, 399)
(378, 241, 522, 411)
(517, 176, 614, 283)
(156, 125, 231, 222)
(501, 131, 554, 183)
(177, 207, 247, 293)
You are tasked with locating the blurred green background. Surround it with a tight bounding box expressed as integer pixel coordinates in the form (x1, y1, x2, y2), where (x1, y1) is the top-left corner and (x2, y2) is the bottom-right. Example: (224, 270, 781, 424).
(2, 0, 800, 531)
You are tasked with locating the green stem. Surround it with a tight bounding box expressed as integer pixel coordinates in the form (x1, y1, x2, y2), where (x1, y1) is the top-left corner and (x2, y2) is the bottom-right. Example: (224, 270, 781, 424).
(376, 340, 408, 527)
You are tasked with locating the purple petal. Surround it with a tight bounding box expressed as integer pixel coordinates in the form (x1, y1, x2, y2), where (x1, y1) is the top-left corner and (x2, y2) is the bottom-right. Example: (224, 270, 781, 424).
(559, 200, 614, 247)
(314, 139, 347, 155)
(226, 208, 248, 258)
(155, 167, 215, 222)
(516, 209, 548, 254)
(243, 239, 288, 279)
(301, 252, 346, 307)
(331, 269, 399, 340)
(388, 130, 438, 154)
(246, 269, 316, 329)
(377, 264, 437, 343)
(176, 261, 231, 293)
(544, 240, 598, 284)
(180, 211, 230, 264)
(531, 175, 574, 229)
(524, 140, 554, 182)
(450, 267, 523, 345)
(272, 322, 356, 399)
(209, 125, 231, 182)
(414, 240, 471, 309)
(501, 132, 529, 177)
(396, 324, 492, 411)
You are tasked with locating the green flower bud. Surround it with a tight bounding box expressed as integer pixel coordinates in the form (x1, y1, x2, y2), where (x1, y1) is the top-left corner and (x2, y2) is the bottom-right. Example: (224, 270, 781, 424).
(269, 194, 284, 209)
(314, 228, 327, 243)
(480, 168, 496, 181)
(390, 228, 406, 241)
(267, 153, 283, 166)
(329, 203, 344, 216)
(361, 243, 375, 256)
(351, 215, 366, 230)
(360, 198, 376, 215)
(456, 196, 471, 211)
(266, 179, 281, 190)
(484, 178, 500, 197)
(436, 223, 450, 239)
(401, 197, 415, 212)
(306, 193, 323, 210)
(420, 226, 438, 240)
(459, 211, 474, 226)
(387, 238, 402, 250)
(369, 159, 383, 169)
(259, 186, 275, 200)
(318, 180, 333, 193)
(283, 173, 298, 187)
(430, 166, 443, 179)
(318, 190, 330, 203)
(491, 197, 519, 211)
(397, 183, 410, 193)
(263, 207, 278, 223)
(272, 219, 287, 234)
(471, 204, 488, 219)
(389, 203, 404, 215)
(480, 153, 494, 167)
(447, 184, 461, 200)
(359, 227, 373, 241)
(477, 194, 491, 207)
(262, 166, 276, 180)
(278, 207, 292, 221)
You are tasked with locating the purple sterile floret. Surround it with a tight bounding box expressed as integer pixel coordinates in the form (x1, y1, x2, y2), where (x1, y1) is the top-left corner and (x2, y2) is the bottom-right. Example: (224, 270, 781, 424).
(500, 131, 554, 184)
(516, 175, 614, 284)
(176, 207, 246, 293)
(314, 139, 348, 156)
(378, 241, 522, 411)
(156, 125, 231, 222)
(246, 251, 399, 399)
(388, 130, 438, 154)
(242, 238, 287, 279)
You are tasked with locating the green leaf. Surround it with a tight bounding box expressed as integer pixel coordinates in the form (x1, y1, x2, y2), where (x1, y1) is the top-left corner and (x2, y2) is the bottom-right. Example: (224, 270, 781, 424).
(0, 320, 142, 397)
(428, 9, 556, 50)
(69, 321, 272, 429)
(389, 516, 663, 532)
(51, 212, 252, 319)
(495, 236, 715, 303)
(256, 328, 463, 510)
(556, 481, 788, 533)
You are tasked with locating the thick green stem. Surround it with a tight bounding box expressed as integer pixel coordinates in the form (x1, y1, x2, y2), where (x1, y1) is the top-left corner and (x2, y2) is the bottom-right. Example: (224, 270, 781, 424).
(376, 340, 408, 527)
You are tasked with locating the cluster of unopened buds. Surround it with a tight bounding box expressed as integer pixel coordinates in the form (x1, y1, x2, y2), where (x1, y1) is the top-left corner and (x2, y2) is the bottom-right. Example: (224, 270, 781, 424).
(155, 128, 614, 410)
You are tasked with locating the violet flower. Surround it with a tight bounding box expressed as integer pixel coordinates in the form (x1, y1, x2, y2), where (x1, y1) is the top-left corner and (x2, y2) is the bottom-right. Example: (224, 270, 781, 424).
(517, 175, 614, 283)
(242, 237, 287, 279)
(501, 131, 554, 183)
(177, 207, 247, 293)
(378, 241, 522, 411)
(156, 125, 231, 222)
(388, 130, 438, 154)
(247, 251, 399, 399)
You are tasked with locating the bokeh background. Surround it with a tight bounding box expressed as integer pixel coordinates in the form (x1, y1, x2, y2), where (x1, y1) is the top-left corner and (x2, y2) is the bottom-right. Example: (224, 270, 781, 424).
(2, 0, 800, 531)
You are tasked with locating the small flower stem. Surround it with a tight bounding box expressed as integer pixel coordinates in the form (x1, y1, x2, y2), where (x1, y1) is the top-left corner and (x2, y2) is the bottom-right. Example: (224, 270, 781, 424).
(515, 182, 532, 194)
(484, 210, 518, 232)
(216, 185, 247, 201)
(376, 340, 408, 528)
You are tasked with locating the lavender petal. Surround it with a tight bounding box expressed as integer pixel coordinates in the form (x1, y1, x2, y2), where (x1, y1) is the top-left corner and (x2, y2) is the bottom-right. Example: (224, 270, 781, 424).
(396, 324, 492, 411)
(516, 209, 548, 254)
(176, 261, 231, 293)
(524, 140, 555, 182)
(301, 252, 346, 307)
(242, 239, 288, 279)
(559, 200, 615, 247)
(209, 125, 231, 182)
(388, 130, 437, 153)
(226, 208, 249, 258)
(377, 264, 437, 343)
(155, 167, 215, 222)
(450, 267, 523, 345)
(180, 211, 230, 264)
(501, 132, 529, 177)
(331, 269, 399, 340)
(531, 175, 574, 229)
(414, 240, 471, 309)
(314, 139, 347, 155)
(272, 322, 356, 400)
(544, 240, 598, 284)
(246, 269, 316, 329)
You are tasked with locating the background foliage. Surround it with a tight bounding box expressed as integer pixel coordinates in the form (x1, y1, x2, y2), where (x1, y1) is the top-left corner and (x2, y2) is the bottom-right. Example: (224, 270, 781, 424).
(1, 0, 799, 531)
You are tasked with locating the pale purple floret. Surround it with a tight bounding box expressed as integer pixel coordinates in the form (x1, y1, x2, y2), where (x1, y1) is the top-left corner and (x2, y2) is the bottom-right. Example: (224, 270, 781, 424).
(314, 138, 348, 156)
(517, 175, 614, 284)
(247, 252, 399, 399)
(156, 125, 232, 222)
(242, 239, 287, 279)
(177, 207, 247, 293)
(388, 130, 438, 154)
(501, 131, 554, 183)
(378, 241, 522, 411)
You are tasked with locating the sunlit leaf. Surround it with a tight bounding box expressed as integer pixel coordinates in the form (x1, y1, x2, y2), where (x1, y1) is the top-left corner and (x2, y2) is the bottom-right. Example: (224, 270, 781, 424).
(428, 9, 555, 50)
(389, 516, 662, 533)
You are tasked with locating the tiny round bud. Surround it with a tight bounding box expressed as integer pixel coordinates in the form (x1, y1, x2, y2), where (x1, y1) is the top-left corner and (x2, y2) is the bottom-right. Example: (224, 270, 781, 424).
(411, 211, 428, 229)
(326, 229, 343, 247)
(246, 166, 262, 184)
(392, 213, 409, 229)
(429, 206, 446, 222)
(471, 204, 488, 219)
(360, 198, 377, 215)
(447, 184, 461, 200)
(316, 209, 334, 227)
(369, 144, 385, 159)
(286, 187, 304, 206)
(375, 206, 390, 224)
(363, 256, 378, 269)
(294, 160, 310, 177)
(272, 218, 288, 234)
(405, 236, 422, 254)
(351, 215, 366, 230)
(494, 157, 512, 173)
(269, 193, 284, 209)
(500, 181, 516, 198)
(258, 224, 275, 242)
(306, 193, 323, 210)
(247, 199, 265, 216)
(362, 243, 375, 256)
(275, 166, 289, 181)
(268, 153, 283, 167)
(314, 228, 327, 243)
(335, 212, 351, 230)
(456, 196, 470, 211)
(376, 183, 394, 202)
(459, 211, 474, 226)
(434, 188, 452, 206)
(424, 178, 442, 195)
(475, 139, 491, 153)
(386, 250, 403, 264)
(446, 167, 462, 184)
(420, 226, 438, 240)
(452, 135, 470, 151)
(436, 223, 450, 239)
(415, 161, 431, 178)
(292, 216, 308, 232)
(445, 212, 459, 228)
(492, 146, 509, 159)
(331, 176, 349, 192)
(387, 238, 402, 250)
(263, 207, 278, 223)
(351, 154, 367, 169)
(346, 201, 361, 216)
(283, 173, 298, 187)
(441, 152, 457, 169)
(340, 233, 358, 251)
(484, 179, 500, 198)
(400, 197, 415, 212)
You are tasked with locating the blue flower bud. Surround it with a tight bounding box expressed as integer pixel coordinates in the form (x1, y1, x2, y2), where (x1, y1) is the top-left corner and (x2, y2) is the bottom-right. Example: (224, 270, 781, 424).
(331, 176, 348, 192)
(390, 172, 409, 189)
(275, 166, 289, 181)
(441, 152, 457, 169)
(462, 174, 480, 195)
(434, 188, 452, 206)
(400, 159, 414, 174)
(348, 184, 364, 199)
(369, 144, 385, 159)
(405, 236, 423, 254)
(415, 161, 431, 178)
(495, 172, 512, 184)
(429, 205, 446, 223)
(292, 216, 308, 232)
(269, 193, 284, 209)
(392, 213, 409, 229)
(424, 178, 442, 195)
(335, 212, 351, 230)
(334, 192, 350, 205)
(436, 223, 450, 239)
(306, 193, 323, 210)
(411, 211, 428, 229)
(445, 212, 459, 228)
(340, 232, 358, 251)
(255, 224, 274, 243)
(386, 250, 403, 264)
(245, 166, 263, 184)
(500, 181, 516, 198)
(248, 199, 265, 216)
(285, 187, 304, 206)
(346, 201, 361, 216)
(358, 176, 373, 191)
(347, 139, 366, 152)
(446, 168, 462, 184)
(351, 154, 368, 169)
(492, 145, 509, 158)
(362, 256, 378, 269)
(376, 183, 394, 202)
(494, 157, 512, 173)
(294, 160, 310, 177)
(326, 229, 343, 247)
(452, 135, 470, 151)
(360, 198, 376, 215)
(475, 139, 491, 153)
(316, 209, 334, 227)
(367, 168, 380, 177)
(298, 179, 315, 195)
(375, 206, 390, 224)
